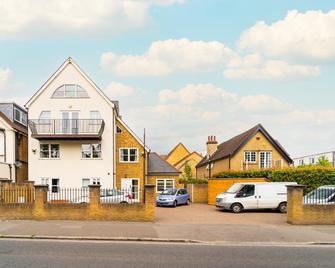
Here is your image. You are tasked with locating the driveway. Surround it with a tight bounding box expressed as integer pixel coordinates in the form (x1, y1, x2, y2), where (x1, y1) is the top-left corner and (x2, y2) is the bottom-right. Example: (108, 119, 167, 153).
(156, 203, 286, 225)
(154, 203, 335, 243)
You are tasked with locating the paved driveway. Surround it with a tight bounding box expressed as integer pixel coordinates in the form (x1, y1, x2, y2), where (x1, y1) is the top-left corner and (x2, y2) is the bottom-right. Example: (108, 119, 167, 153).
(156, 203, 286, 225)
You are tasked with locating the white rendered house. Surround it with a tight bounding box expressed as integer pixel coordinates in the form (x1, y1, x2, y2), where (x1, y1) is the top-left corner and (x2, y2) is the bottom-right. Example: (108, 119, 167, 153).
(293, 151, 335, 167)
(26, 58, 117, 191)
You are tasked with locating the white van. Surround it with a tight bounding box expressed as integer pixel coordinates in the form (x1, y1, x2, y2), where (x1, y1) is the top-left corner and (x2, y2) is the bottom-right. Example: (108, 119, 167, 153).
(215, 182, 297, 213)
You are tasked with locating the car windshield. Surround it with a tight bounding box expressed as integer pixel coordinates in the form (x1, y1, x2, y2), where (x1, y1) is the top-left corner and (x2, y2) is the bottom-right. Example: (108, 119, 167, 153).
(305, 188, 335, 200)
(161, 189, 177, 195)
(226, 184, 243, 194)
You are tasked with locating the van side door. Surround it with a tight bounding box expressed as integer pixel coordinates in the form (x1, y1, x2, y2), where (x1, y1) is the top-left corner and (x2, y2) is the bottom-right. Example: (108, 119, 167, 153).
(257, 185, 284, 209)
(235, 185, 258, 209)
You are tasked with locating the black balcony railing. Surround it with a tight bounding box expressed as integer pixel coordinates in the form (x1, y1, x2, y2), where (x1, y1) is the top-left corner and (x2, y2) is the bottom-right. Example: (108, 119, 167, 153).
(28, 119, 105, 140)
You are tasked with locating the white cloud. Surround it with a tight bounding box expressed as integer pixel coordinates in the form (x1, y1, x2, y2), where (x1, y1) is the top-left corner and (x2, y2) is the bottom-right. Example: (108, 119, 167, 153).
(224, 58, 320, 80)
(104, 82, 134, 98)
(0, 0, 184, 39)
(0, 68, 11, 90)
(121, 83, 335, 156)
(238, 9, 335, 60)
(101, 39, 233, 76)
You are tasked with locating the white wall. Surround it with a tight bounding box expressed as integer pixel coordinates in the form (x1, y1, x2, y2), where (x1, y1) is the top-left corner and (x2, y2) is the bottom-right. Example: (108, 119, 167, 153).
(293, 152, 335, 167)
(0, 120, 17, 181)
(28, 62, 115, 188)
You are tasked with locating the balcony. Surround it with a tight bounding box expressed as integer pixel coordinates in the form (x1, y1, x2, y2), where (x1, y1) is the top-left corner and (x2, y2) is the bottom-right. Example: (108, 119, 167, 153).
(28, 119, 105, 140)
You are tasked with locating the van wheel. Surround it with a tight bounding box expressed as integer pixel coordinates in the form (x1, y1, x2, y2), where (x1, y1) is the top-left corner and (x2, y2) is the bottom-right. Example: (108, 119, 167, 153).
(278, 202, 287, 213)
(231, 203, 243, 213)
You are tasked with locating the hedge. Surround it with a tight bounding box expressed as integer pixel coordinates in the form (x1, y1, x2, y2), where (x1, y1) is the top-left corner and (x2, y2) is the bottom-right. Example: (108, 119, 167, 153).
(179, 178, 208, 185)
(213, 166, 335, 192)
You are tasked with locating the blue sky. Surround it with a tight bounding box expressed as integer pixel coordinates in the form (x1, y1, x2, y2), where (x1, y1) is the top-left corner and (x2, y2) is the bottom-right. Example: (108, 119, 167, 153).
(0, 0, 334, 157)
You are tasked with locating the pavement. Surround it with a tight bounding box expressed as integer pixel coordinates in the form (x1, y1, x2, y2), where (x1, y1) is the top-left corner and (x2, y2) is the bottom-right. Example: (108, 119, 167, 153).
(1, 204, 335, 243)
(1, 239, 335, 268)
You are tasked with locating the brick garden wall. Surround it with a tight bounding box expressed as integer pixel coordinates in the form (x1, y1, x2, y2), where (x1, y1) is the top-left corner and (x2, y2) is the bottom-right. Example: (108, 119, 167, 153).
(0, 184, 155, 222)
(187, 184, 208, 203)
(287, 185, 335, 225)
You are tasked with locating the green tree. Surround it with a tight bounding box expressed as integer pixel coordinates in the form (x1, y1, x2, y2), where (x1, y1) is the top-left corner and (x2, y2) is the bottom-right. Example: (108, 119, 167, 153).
(316, 156, 332, 167)
(182, 162, 194, 180)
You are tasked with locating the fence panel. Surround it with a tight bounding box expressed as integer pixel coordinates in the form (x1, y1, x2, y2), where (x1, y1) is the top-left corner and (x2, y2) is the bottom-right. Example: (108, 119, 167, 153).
(304, 187, 335, 204)
(48, 188, 89, 204)
(0, 188, 35, 204)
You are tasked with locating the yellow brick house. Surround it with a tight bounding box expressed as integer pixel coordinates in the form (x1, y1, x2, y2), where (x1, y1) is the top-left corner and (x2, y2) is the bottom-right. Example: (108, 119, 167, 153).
(196, 124, 293, 179)
(115, 118, 180, 197)
(163, 143, 202, 179)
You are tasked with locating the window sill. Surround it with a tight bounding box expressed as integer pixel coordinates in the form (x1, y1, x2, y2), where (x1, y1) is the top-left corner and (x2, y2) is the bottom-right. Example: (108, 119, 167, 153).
(39, 158, 61, 160)
(119, 161, 139, 164)
(81, 158, 103, 160)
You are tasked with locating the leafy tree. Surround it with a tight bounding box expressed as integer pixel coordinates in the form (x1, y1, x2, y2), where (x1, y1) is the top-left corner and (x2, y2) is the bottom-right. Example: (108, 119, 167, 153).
(182, 162, 194, 180)
(316, 156, 332, 167)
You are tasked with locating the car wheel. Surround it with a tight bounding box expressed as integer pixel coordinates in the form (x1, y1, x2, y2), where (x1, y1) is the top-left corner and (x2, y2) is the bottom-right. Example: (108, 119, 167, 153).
(231, 203, 243, 213)
(186, 199, 190, 205)
(173, 200, 177, 207)
(278, 202, 287, 213)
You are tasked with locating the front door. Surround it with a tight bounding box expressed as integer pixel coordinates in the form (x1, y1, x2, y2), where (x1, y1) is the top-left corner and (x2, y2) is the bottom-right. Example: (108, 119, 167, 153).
(121, 178, 140, 202)
(61, 111, 79, 134)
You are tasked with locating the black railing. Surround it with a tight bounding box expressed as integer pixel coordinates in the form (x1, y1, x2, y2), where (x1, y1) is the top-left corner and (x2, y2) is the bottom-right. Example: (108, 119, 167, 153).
(0, 188, 35, 204)
(48, 188, 89, 204)
(100, 188, 142, 204)
(46, 188, 142, 204)
(304, 188, 335, 204)
(29, 119, 105, 136)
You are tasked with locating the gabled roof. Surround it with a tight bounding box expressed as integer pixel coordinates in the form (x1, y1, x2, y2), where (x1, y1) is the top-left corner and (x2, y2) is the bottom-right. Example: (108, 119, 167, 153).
(0, 112, 27, 134)
(148, 152, 181, 175)
(173, 151, 203, 168)
(197, 124, 293, 168)
(165, 142, 190, 164)
(116, 117, 149, 152)
(25, 57, 114, 109)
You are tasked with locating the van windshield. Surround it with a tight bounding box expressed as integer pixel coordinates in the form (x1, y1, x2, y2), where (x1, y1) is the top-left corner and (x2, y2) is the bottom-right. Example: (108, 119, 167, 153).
(226, 184, 243, 194)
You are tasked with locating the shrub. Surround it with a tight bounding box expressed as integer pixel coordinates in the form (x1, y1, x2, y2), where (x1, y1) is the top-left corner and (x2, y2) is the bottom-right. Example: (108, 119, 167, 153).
(179, 178, 208, 185)
(213, 166, 335, 192)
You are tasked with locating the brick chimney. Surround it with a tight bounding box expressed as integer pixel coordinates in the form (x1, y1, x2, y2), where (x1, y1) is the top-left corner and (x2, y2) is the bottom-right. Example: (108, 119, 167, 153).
(206, 135, 218, 157)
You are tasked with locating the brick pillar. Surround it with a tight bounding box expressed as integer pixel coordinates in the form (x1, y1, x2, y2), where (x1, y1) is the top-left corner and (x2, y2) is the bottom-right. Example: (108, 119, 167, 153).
(88, 185, 101, 219)
(34, 185, 48, 219)
(287, 185, 305, 224)
(144, 184, 155, 222)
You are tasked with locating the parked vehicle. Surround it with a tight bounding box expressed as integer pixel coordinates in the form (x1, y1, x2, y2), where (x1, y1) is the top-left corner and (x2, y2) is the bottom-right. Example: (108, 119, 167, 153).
(216, 182, 297, 213)
(304, 186, 335, 204)
(70, 189, 133, 204)
(156, 188, 190, 207)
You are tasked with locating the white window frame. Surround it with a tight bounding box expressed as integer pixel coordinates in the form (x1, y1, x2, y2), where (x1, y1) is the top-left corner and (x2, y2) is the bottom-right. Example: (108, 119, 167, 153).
(206, 163, 214, 170)
(52, 84, 89, 98)
(156, 178, 175, 193)
(81, 144, 102, 159)
(14, 107, 27, 126)
(51, 178, 60, 193)
(82, 178, 90, 188)
(0, 131, 4, 156)
(40, 144, 60, 159)
(244, 151, 257, 163)
(259, 151, 272, 169)
(119, 148, 139, 163)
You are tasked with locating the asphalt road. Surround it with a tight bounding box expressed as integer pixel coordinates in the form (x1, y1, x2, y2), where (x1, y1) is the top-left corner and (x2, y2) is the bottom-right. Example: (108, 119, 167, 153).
(0, 239, 334, 268)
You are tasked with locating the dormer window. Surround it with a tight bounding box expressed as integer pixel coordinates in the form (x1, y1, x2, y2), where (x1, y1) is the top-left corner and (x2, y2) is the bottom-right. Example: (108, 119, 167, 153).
(52, 84, 89, 98)
(14, 108, 27, 126)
